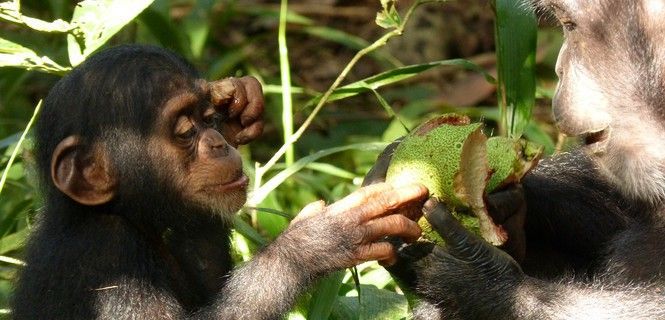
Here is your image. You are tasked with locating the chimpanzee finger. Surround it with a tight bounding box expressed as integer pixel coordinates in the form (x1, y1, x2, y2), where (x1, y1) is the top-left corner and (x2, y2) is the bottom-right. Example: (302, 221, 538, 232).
(363, 214, 422, 243)
(291, 200, 326, 224)
(235, 121, 264, 145)
(326, 182, 428, 221)
(209, 79, 235, 106)
(238, 76, 264, 126)
(353, 242, 395, 265)
(486, 185, 525, 224)
(384, 241, 436, 289)
(423, 199, 487, 258)
(227, 78, 248, 118)
(362, 138, 404, 187)
(498, 211, 526, 263)
(396, 201, 425, 222)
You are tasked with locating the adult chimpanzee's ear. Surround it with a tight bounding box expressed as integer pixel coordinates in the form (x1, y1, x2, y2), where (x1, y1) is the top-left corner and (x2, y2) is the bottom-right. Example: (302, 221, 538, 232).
(51, 136, 116, 205)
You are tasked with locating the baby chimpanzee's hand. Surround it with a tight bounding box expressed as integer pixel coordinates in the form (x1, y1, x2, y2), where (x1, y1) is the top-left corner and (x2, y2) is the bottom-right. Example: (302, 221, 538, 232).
(278, 182, 428, 274)
(208, 76, 264, 146)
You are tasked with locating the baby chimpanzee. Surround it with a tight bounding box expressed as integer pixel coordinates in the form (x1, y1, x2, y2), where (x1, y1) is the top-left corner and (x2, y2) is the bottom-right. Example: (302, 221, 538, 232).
(11, 44, 428, 319)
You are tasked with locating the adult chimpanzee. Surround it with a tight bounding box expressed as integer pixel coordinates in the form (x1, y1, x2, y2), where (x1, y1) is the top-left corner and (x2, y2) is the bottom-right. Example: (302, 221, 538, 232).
(11, 44, 429, 319)
(365, 0, 665, 319)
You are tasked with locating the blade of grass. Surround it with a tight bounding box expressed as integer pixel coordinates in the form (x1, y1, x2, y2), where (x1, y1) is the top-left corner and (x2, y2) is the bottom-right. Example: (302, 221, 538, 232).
(364, 83, 409, 132)
(0, 100, 41, 197)
(278, 0, 295, 166)
(307, 270, 345, 319)
(494, 0, 537, 138)
(250, 142, 388, 205)
(307, 59, 495, 107)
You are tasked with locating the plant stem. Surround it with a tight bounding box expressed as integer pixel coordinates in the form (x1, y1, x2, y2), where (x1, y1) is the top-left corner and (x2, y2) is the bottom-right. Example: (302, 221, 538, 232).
(278, 0, 295, 166)
(0, 100, 41, 196)
(250, 0, 433, 199)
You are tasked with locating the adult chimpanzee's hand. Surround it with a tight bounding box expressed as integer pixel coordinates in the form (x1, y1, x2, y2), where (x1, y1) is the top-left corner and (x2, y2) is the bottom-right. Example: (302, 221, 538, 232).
(276, 182, 428, 275)
(362, 139, 402, 187)
(208, 76, 264, 146)
(486, 185, 527, 262)
(387, 199, 525, 314)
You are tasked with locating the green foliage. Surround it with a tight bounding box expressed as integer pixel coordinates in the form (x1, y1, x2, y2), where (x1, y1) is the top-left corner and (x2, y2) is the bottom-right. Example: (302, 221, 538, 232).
(0, 0, 549, 318)
(67, 0, 154, 66)
(494, 0, 538, 138)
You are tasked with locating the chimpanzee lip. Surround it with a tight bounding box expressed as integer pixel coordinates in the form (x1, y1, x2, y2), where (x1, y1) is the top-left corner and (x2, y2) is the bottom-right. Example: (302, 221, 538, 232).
(581, 128, 610, 153)
(582, 129, 608, 145)
(215, 171, 249, 191)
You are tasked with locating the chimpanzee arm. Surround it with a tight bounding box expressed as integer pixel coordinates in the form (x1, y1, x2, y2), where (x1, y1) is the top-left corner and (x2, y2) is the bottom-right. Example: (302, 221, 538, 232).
(198, 245, 310, 319)
(199, 182, 427, 320)
(398, 200, 665, 320)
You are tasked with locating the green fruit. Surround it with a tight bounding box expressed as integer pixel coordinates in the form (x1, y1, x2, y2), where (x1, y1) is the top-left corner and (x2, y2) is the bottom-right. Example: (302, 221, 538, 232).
(386, 115, 485, 207)
(385, 114, 541, 246)
(486, 137, 520, 192)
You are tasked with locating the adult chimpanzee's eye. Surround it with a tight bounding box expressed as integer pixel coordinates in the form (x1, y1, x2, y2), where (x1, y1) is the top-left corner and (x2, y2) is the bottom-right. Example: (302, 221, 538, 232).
(548, 4, 576, 32)
(563, 21, 577, 31)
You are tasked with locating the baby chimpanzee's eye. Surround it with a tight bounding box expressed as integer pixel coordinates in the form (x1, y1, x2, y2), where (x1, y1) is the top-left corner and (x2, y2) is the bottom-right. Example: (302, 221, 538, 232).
(175, 116, 197, 141)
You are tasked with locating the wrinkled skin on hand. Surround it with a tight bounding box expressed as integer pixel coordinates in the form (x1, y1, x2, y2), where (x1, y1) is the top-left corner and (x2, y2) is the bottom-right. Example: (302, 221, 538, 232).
(277, 182, 429, 273)
(208, 76, 265, 147)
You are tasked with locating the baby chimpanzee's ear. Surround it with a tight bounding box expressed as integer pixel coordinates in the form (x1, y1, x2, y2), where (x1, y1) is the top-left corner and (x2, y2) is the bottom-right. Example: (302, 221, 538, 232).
(51, 136, 116, 205)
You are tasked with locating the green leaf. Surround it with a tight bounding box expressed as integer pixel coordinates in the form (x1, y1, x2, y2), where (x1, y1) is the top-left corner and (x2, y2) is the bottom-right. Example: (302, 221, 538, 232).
(232, 215, 267, 247)
(307, 271, 345, 319)
(375, 2, 401, 30)
(0, 38, 70, 73)
(0, 0, 72, 32)
(494, 0, 538, 138)
(182, 0, 214, 59)
(332, 285, 408, 320)
(249, 142, 389, 205)
(307, 59, 494, 107)
(67, 0, 155, 66)
(0, 228, 28, 255)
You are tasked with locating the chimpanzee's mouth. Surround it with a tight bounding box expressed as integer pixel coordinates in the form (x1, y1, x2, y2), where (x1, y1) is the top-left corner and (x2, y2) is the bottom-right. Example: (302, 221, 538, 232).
(583, 129, 607, 145)
(581, 128, 610, 153)
(212, 170, 248, 192)
(225, 170, 248, 186)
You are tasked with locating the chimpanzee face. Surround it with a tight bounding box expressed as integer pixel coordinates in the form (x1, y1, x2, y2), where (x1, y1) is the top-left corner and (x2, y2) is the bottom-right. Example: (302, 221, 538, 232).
(539, 0, 665, 201)
(146, 80, 248, 215)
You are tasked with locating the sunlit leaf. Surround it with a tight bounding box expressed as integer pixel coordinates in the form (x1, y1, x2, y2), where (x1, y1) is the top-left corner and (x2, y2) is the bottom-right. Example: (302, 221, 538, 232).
(375, 1, 401, 29)
(67, 0, 154, 66)
(332, 285, 408, 320)
(249, 142, 389, 205)
(307, 59, 494, 106)
(0, 0, 72, 32)
(0, 38, 70, 73)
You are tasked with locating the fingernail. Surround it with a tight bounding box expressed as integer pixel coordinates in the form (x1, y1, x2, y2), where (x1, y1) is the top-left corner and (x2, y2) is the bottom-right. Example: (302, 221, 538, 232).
(423, 198, 438, 213)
